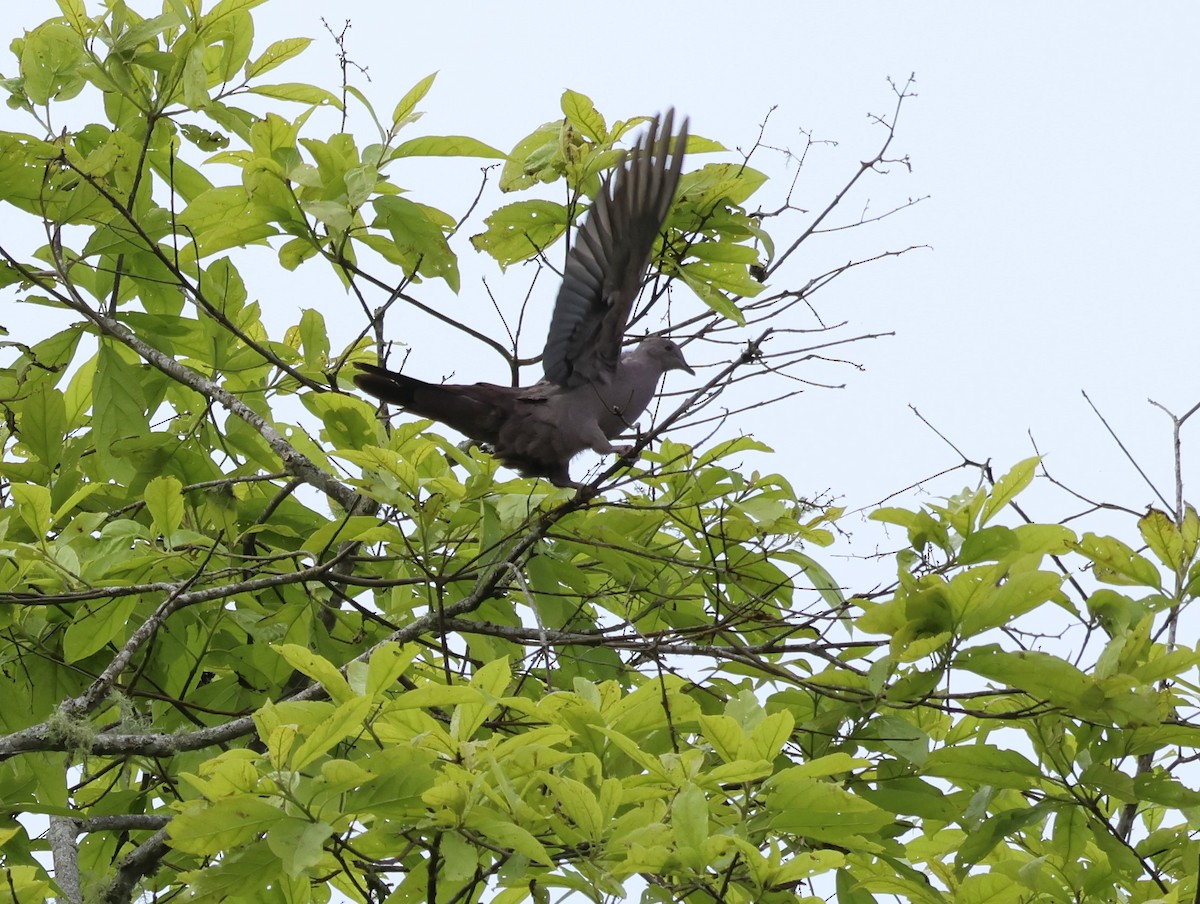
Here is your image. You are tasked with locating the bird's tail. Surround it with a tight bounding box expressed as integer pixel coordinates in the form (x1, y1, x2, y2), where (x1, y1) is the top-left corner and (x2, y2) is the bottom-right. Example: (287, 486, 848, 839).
(353, 363, 428, 409)
(352, 363, 501, 444)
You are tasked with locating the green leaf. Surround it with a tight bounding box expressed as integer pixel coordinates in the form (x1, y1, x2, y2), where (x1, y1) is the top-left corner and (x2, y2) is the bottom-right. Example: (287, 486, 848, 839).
(836, 868, 878, 904)
(744, 710, 792, 763)
(266, 817, 333, 877)
(301, 199, 352, 233)
(114, 14, 181, 57)
(300, 391, 378, 451)
(178, 185, 278, 255)
(296, 307, 329, 368)
(792, 752, 868, 778)
(870, 506, 919, 528)
(147, 144, 214, 202)
(1182, 504, 1200, 562)
(371, 195, 460, 290)
(19, 22, 86, 105)
(144, 475, 185, 539)
(16, 382, 67, 465)
(1086, 589, 1145, 638)
(56, 0, 90, 34)
(364, 643, 418, 696)
(699, 714, 744, 763)
(1134, 771, 1200, 808)
(395, 685, 484, 710)
(92, 343, 148, 451)
(391, 72, 437, 128)
(168, 796, 284, 855)
(289, 696, 373, 769)
(560, 89, 606, 142)
(466, 812, 554, 867)
(63, 595, 139, 662)
(0, 866, 51, 902)
(1075, 532, 1163, 589)
(860, 776, 957, 822)
(687, 240, 762, 265)
(957, 646, 1095, 712)
(273, 644, 354, 703)
(51, 484, 106, 528)
(788, 550, 845, 608)
(979, 456, 1039, 525)
(544, 776, 604, 842)
(1139, 508, 1184, 573)
(203, 11, 254, 84)
(672, 783, 709, 861)
(450, 658, 511, 741)
(678, 162, 768, 209)
(389, 134, 506, 159)
(1078, 763, 1136, 803)
(499, 120, 563, 191)
(955, 802, 1053, 873)
(958, 525, 1019, 564)
(206, 0, 268, 23)
(10, 483, 52, 537)
(179, 123, 229, 151)
(767, 771, 894, 842)
(678, 262, 753, 320)
(922, 744, 1043, 790)
(278, 235, 319, 270)
(958, 569, 1063, 636)
(246, 83, 341, 107)
(245, 37, 312, 79)
(182, 41, 208, 107)
(469, 199, 569, 267)
(872, 715, 929, 766)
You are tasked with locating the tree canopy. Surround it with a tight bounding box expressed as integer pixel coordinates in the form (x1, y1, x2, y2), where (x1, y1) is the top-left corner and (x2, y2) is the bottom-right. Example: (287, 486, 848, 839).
(0, 2, 1197, 903)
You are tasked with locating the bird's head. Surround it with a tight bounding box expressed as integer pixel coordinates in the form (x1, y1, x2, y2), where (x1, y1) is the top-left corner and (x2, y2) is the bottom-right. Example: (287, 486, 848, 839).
(635, 336, 694, 376)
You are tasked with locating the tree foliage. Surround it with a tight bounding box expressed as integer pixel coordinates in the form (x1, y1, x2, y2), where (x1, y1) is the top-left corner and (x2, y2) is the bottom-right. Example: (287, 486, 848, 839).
(0, 3, 1196, 904)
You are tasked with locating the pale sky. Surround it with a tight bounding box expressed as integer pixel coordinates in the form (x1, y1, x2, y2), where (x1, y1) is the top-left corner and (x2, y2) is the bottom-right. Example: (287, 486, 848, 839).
(259, 2, 1200, 525)
(305, 3, 1198, 540)
(6, 1, 1200, 554)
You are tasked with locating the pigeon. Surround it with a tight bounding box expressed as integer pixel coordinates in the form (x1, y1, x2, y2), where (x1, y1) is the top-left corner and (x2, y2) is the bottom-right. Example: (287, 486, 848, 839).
(354, 110, 692, 488)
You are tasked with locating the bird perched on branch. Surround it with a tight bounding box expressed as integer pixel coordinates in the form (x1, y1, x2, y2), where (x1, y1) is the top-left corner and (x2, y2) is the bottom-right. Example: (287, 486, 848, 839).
(353, 110, 692, 489)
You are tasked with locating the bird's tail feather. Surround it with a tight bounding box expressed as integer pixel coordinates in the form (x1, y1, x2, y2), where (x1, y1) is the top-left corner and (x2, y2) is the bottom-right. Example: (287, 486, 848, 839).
(352, 363, 501, 444)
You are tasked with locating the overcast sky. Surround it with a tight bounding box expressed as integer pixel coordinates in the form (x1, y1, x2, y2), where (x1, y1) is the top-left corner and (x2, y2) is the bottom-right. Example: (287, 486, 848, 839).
(7, 2, 1200, 556)
(276, 2, 1200, 541)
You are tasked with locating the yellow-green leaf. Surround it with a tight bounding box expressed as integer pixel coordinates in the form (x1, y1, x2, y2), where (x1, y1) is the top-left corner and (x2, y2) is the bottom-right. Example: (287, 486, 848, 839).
(144, 475, 185, 539)
(979, 456, 1039, 525)
(560, 89, 606, 142)
(289, 696, 373, 769)
(391, 72, 436, 128)
(390, 135, 505, 159)
(245, 37, 312, 79)
(168, 796, 284, 855)
(273, 644, 354, 703)
(11, 483, 51, 537)
(247, 83, 340, 107)
(1139, 508, 1184, 573)
(63, 595, 139, 662)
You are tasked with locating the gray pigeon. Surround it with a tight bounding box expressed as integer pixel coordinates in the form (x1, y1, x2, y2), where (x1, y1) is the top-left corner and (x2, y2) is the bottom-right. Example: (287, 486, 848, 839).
(354, 110, 692, 488)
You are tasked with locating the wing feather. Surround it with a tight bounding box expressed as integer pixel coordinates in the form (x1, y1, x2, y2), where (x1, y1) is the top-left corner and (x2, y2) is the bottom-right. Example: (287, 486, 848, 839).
(541, 110, 688, 388)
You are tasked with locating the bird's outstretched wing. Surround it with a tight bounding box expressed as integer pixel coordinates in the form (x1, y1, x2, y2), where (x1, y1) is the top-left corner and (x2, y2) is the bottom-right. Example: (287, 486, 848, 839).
(541, 110, 688, 389)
